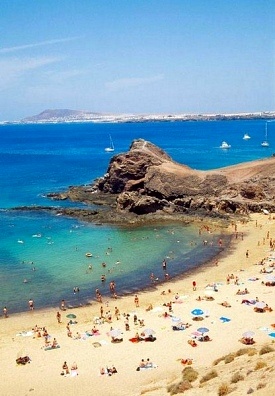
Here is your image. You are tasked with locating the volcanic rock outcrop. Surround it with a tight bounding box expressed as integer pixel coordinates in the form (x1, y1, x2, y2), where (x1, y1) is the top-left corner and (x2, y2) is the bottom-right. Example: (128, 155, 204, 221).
(48, 139, 275, 218)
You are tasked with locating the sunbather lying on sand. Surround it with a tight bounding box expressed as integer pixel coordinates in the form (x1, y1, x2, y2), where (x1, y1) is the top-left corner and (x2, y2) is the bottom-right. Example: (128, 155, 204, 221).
(181, 358, 193, 365)
(220, 301, 231, 307)
(172, 322, 191, 330)
(240, 337, 255, 345)
(188, 339, 197, 347)
(198, 335, 212, 342)
(16, 356, 31, 365)
(136, 358, 156, 370)
(100, 366, 117, 376)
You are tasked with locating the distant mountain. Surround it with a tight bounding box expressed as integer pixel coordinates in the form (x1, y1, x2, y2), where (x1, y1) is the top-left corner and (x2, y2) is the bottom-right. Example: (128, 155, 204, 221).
(20, 108, 275, 124)
(21, 109, 104, 123)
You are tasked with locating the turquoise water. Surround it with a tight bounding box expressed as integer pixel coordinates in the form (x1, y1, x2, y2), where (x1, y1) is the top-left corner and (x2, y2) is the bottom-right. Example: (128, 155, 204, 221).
(0, 210, 223, 313)
(0, 120, 273, 313)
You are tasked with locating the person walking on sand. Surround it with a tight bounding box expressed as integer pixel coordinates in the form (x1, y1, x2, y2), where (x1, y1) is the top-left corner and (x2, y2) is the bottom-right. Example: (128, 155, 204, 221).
(56, 311, 61, 323)
(134, 295, 139, 307)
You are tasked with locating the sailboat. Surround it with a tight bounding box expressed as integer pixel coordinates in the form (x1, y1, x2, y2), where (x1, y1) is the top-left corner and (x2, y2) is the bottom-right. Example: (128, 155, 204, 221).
(220, 141, 231, 149)
(261, 123, 269, 147)
(243, 133, 251, 140)
(105, 135, 115, 152)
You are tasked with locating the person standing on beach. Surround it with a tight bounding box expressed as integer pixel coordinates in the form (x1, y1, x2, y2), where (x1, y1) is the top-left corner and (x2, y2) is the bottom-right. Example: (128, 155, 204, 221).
(192, 281, 197, 291)
(114, 306, 120, 320)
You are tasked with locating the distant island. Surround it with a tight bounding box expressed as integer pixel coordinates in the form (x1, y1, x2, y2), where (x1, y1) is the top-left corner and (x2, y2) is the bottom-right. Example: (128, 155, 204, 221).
(2, 108, 275, 125)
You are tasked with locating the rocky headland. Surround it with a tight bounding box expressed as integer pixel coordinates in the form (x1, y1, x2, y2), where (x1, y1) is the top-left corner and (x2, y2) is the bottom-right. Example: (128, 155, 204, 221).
(43, 139, 275, 225)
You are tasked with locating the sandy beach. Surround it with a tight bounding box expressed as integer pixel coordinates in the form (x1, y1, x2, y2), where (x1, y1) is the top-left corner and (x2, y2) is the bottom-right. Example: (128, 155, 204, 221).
(1, 213, 275, 396)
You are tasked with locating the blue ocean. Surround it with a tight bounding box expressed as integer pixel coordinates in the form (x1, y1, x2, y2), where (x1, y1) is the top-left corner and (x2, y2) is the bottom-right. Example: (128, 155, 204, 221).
(0, 120, 274, 313)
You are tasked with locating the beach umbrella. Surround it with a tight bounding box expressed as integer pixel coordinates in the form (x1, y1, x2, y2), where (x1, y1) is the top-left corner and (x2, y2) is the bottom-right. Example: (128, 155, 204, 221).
(255, 302, 266, 309)
(66, 313, 77, 319)
(142, 328, 156, 337)
(197, 327, 209, 335)
(242, 331, 255, 339)
(191, 308, 204, 316)
(108, 329, 123, 338)
(191, 331, 202, 338)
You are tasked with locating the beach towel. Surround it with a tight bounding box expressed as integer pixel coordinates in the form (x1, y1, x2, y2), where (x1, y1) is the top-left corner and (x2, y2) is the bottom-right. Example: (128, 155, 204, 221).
(138, 364, 158, 370)
(16, 331, 34, 337)
(129, 338, 141, 343)
(258, 327, 271, 332)
(172, 325, 185, 331)
(44, 345, 60, 351)
(191, 331, 201, 338)
(220, 317, 231, 323)
(85, 331, 100, 337)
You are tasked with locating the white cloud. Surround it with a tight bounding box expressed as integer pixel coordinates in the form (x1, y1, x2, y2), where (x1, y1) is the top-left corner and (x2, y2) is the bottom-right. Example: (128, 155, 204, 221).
(44, 69, 86, 83)
(0, 37, 81, 54)
(105, 74, 164, 91)
(0, 56, 62, 90)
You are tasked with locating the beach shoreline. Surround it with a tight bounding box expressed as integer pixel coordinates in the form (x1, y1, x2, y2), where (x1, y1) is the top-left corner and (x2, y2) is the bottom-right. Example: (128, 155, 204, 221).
(1, 213, 274, 396)
(2, 210, 231, 314)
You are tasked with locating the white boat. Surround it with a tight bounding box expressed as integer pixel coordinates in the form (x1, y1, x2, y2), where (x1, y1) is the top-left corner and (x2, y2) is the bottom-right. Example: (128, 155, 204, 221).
(243, 133, 251, 140)
(261, 122, 269, 147)
(105, 135, 115, 152)
(220, 141, 231, 149)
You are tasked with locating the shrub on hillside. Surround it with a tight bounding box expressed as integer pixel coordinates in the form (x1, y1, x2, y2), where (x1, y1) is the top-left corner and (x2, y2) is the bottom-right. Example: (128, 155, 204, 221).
(218, 383, 231, 395)
(231, 371, 244, 383)
(182, 366, 199, 382)
(167, 380, 192, 395)
(259, 345, 274, 355)
(200, 369, 218, 383)
(254, 360, 267, 370)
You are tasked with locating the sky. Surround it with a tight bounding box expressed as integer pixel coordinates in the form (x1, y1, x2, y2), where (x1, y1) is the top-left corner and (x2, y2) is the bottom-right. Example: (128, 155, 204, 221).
(0, 0, 274, 121)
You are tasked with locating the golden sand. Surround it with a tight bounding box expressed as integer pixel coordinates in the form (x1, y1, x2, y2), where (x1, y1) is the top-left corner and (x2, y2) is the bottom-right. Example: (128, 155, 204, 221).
(1, 213, 274, 396)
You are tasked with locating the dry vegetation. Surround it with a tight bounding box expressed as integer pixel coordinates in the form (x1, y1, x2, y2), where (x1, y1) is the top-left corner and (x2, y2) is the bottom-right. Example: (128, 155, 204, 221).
(165, 343, 275, 395)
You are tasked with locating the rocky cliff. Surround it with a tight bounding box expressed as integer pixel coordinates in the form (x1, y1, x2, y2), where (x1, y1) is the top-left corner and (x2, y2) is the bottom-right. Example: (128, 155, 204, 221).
(48, 139, 275, 219)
